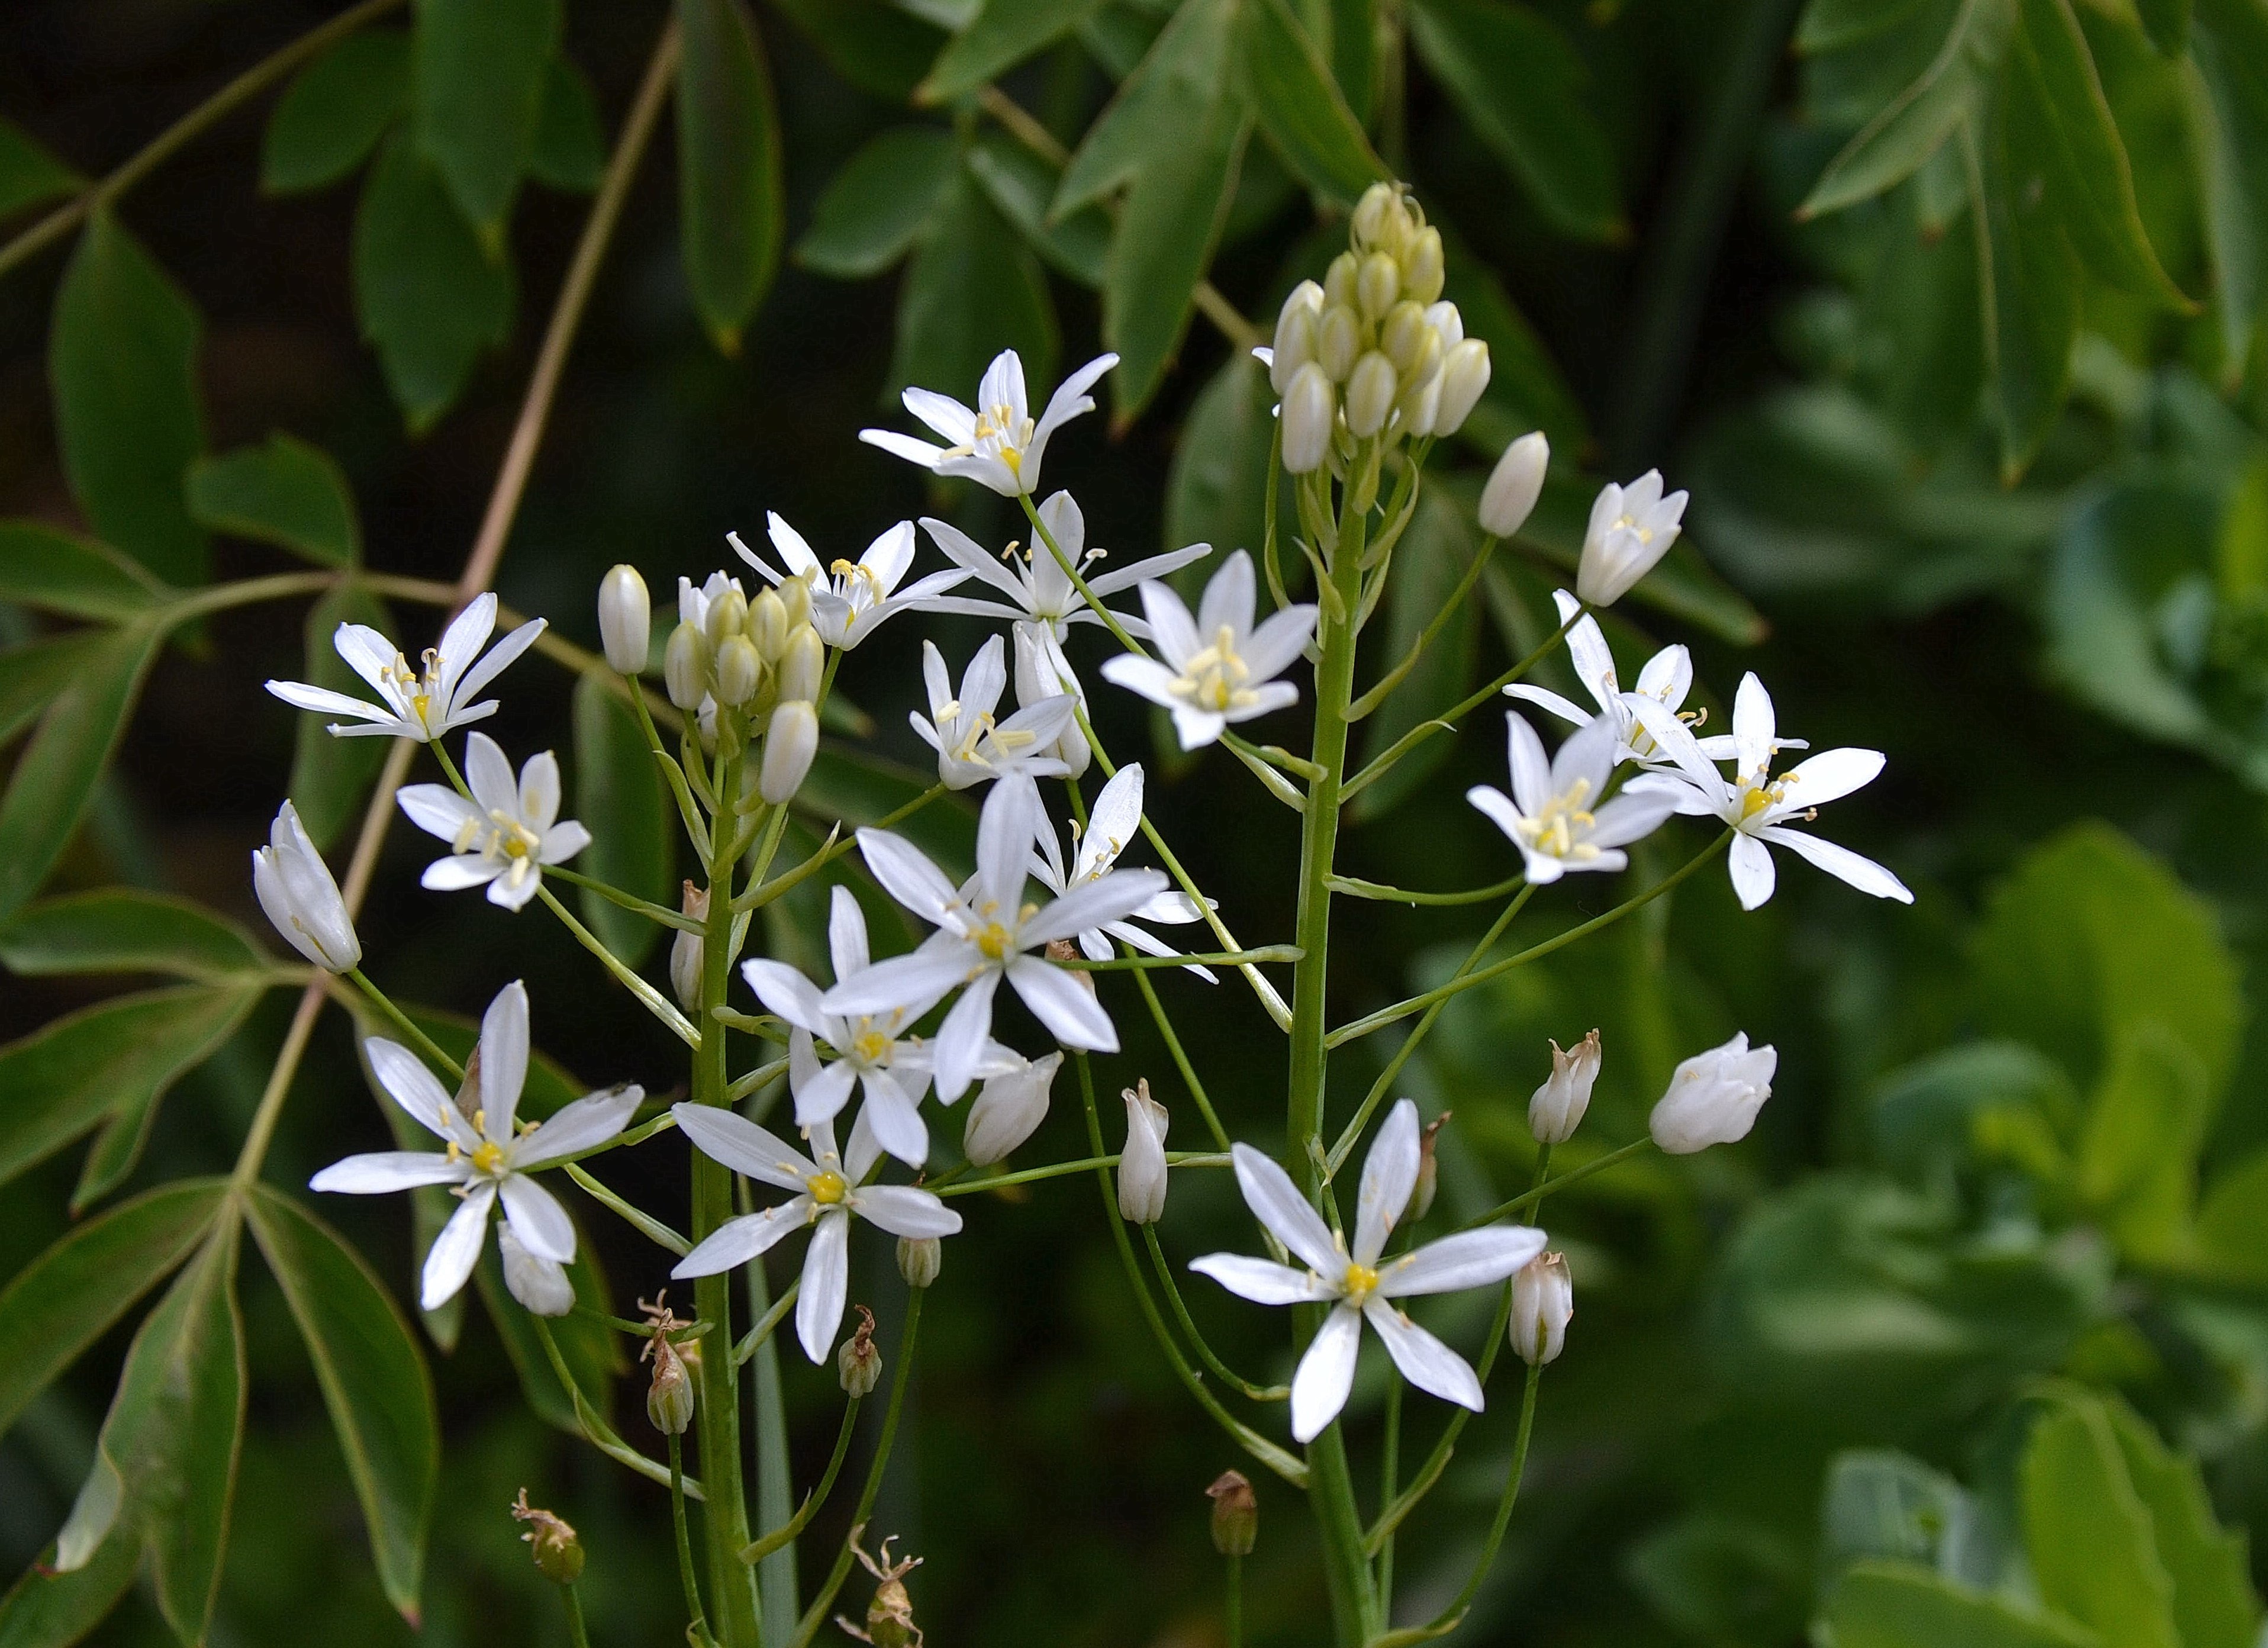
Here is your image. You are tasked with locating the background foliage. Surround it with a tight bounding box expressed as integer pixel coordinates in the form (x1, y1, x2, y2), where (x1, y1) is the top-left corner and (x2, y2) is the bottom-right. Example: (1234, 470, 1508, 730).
(2, 0, 2266, 1644)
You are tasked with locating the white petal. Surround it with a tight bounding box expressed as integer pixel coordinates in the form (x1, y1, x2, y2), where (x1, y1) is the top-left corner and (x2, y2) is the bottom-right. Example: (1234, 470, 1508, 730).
(796, 1212, 850, 1364)
(499, 1174, 576, 1264)
(1506, 714, 1551, 816)
(794, 1056, 860, 1129)
(1502, 684, 1594, 728)
(742, 958, 830, 1034)
(1352, 1099, 1420, 1267)
(395, 783, 481, 845)
(932, 970, 1001, 1101)
(1135, 580, 1201, 667)
(827, 884, 871, 980)
(510, 1085, 642, 1168)
(672, 1202, 808, 1276)
(1229, 1142, 1343, 1277)
(365, 1038, 458, 1141)
(1776, 746, 1886, 809)
(1241, 604, 1322, 683)
(861, 429, 951, 468)
(1757, 826, 1913, 903)
(420, 1183, 495, 1311)
(1363, 1298, 1484, 1412)
(1020, 868, 1169, 947)
(1188, 1254, 1332, 1305)
(420, 855, 501, 892)
(901, 387, 978, 445)
(310, 1151, 469, 1193)
(452, 618, 545, 708)
(670, 1102, 815, 1189)
(1098, 654, 1186, 710)
(851, 1184, 962, 1239)
(820, 945, 972, 1022)
(463, 732, 519, 816)
(856, 1073, 929, 1167)
(1007, 955, 1118, 1051)
(1728, 831, 1777, 910)
(479, 981, 530, 1140)
(1378, 1227, 1547, 1297)
(856, 828, 963, 925)
(1197, 550, 1258, 643)
(974, 777, 1040, 912)
(1290, 1305, 1362, 1443)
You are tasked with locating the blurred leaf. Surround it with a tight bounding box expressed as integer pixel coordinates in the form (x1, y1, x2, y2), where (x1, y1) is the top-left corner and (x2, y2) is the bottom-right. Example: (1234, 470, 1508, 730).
(260, 28, 411, 195)
(1354, 489, 1481, 820)
(891, 169, 1057, 404)
(1825, 1561, 2100, 1646)
(1820, 1451, 1996, 1591)
(2136, 0, 2189, 53)
(1436, 227, 1592, 454)
(676, 0, 785, 352)
(0, 522, 164, 619)
(353, 133, 515, 433)
(288, 584, 395, 849)
(920, 0, 1104, 104)
(186, 433, 360, 567)
(247, 1187, 439, 1625)
(1870, 1040, 2077, 1184)
(1104, 94, 1246, 421)
(1979, 76, 2080, 477)
(0, 1512, 139, 1648)
(411, 0, 558, 235)
(2196, 1146, 2268, 1280)
(1055, 0, 1237, 217)
(1165, 352, 1273, 568)
(2099, 1396, 2262, 1648)
(1799, 0, 2016, 218)
(966, 130, 1110, 288)
(1238, 0, 1386, 205)
(2076, 1021, 2208, 1258)
(1408, 0, 1626, 240)
(49, 213, 208, 585)
(572, 673, 675, 970)
(0, 117, 80, 219)
(796, 125, 958, 280)
(0, 889, 266, 979)
(473, 1230, 620, 1434)
(528, 56, 604, 192)
(765, 0, 945, 102)
(0, 1178, 225, 1436)
(2021, 1395, 2180, 1648)
(0, 633, 99, 750)
(2190, 0, 2268, 382)
(1625, 1515, 1806, 1644)
(1329, 0, 1376, 123)
(0, 623, 162, 923)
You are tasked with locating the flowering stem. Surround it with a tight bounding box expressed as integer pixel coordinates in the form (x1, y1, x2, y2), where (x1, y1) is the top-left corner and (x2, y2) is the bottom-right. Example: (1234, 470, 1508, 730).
(1141, 1225, 1290, 1401)
(669, 1431, 716, 1648)
(730, 1278, 801, 1366)
(1382, 1363, 1543, 1644)
(1326, 871, 1528, 906)
(535, 883, 701, 1047)
(343, 967, 465, 1080)
(562, 1582, 592, 1648)
(531, 1317, 700, 1496)
(622, 668, 713, 855)
(1377, 1367, 1402, 1607)
(542, 864, 703, 931)
(564, 1161, 689, 1255)
(1018, 491, 1146, 658)
(1458, 1137, 1654, 1231)
(739, 1393, 862, 1563)
(1226, 1553, 1245, 1648)
(723, 1054, 791, 1106)
(1133, 966, 1232, 1151)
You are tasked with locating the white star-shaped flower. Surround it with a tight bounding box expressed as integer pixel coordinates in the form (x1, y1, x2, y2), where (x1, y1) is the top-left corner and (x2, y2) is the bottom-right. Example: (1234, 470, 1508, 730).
(1506, 588, 1698, 767)
(910, 635, 1078, 791)
(1029, 763, 1210, 977)
(267, 593, 545, 741)
(397, 732, 591, 910)
(1466, 713, 1677, 884)
(1099, 552, 1319, 749)
(1575, 471, 1688, 607)
(861, 349, 1116, 498)
(728, 514, 968, 651)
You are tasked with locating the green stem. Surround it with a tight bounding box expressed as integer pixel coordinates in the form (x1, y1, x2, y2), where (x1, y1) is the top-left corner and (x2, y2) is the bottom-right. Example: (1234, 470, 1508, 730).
(1020, 482, 1145, 659)
(1326, 872, 1528, 906)
(1227, 1553, 1245, 1648)
(531, 1317, 699, 1496)
(740, 1395, 863, 1563)
(1143, 1224, 1290, 1401)
(535, 883, 701, 1047)
(345, 968, 464, 1080)
(562, 1583, 592, 1648)
(1133, 965, 1232, 1151)
(732, 1278, 801, 1366)
(933, 1150, 1229, 1196)
(542, 864, 703, 931)
(1393, 1364, 1543, 1643)
(627, 671, 712, 861)
(744, 1238, 798, 1643)
(669, 1432, 715, 1648)
(1346, 533, 1497, 722)
(1378, 1374, 1403, 1611)
(564, 1161, 689, 1254)
(1459, 1137, 1654, 1231)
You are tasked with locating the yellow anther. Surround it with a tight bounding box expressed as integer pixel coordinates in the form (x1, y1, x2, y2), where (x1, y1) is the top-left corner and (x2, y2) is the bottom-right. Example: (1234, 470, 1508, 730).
(853, 1029, 890, 1063)
(807, 1170, 849, 1205)
(470, 1140, 506, 1176)
(1342, 1261, 1380, 1302)
(974, 922, 1012, 961)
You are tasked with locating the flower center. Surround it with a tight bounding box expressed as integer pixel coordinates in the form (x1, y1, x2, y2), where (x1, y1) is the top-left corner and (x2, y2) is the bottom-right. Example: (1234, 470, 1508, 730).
(852, 1028, 890, 1064)
(1515, 777, 1599, 860)
(1176, 625, 1252, 713)
(1341, 1261, 1380, 1304)
(469, 1139, 505, 1176)
(830, 558, 886, 605)
(807, 1170, 848, 1205)
(973, 920, 1013, 961)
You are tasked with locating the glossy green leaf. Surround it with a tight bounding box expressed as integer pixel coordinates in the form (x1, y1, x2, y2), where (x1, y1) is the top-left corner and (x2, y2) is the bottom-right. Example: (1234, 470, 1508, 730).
(2022, 1398, 2180, 1648)
(2137, 0, 2190, 53)
(1055, 0, 1237, 217)
(675, 0, 785, 352)
(1870, 1040, 2077, 1183)
(1820, 1453, 1987, 1586)
(1976, 106, 2079, 479)
(1800, 0, 2016, 218)
(1239, 0, 1386, 205)
(0, 889, 266, 980)
(247, 1187, 439, 1625)
(411, 0, 558, 235)
(352, 133, 514, 433)
(0, 1179, 226, 1437)
(1409, 0, 1626, 240)
(965, 130, 1111, 289)
(2190, 0, 2268, 382)
(0, 984, 258, 1194)
(260, 28, 411, 195)
(49, 213, 208, 585)
(572, 674, 675, 970)
(528, 56, 604, 192)
(287, 584, 397, 849)
(1104, 94, 1246, 421)
(766, 0, 944, 102)
(1164, 352, 1274, 572)
(920, 0, 1106, 104)
(0, 522, 165, 619)
(0, 633, 99, 750)
(892, 169, 1058, 404)
(0, 623, 162, 923)
(0, 1512, 140, 1648)
(1826, 1562, 2101, 1647)
(186, 433, 360, 567)
(0, 116, 80, 220)
(796, 126, 958, 280)
(2101, 1396, 2262, 1648)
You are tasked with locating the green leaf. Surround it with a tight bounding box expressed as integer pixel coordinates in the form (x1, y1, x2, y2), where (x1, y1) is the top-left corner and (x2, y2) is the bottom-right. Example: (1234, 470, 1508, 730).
(0, 1514, 140, 1648)
(0, 985, 258, 1195)
(919, 0, 1106, 104)
(2099, 1396, 2263, 1648)
(0, 116, 80, 220)
(2197, 1146, 2268, 1280)
(1103, 93, 1247, 421)
(2076, 1021, 2209, 1258)
(0, 522, 163, 618)
(572, 674, 675, 970)
(186, 433, 360, 567)
(1821, 1452, 1985, 1586)
(247, 1187, 439, 1626)
(411, 0, 558, 235)
(0, 889, 266, 980)
(0, 1179, 226, 1437)
(1437, 230, 1593, 453)
(528, 56, 604, 192)
(1165, 352, 1275, 569)
(1976, 105, 2080, 479)
(965, 130, 1111, 288)
(2137, 0, 2190, 53)
(1238, 0, 1386, 205)
(1408, 0, 1626, 240)
(261, 28, 411, 195)
(766, 0, 945, 102)
(0, 633, 99, 750)
(353, 132, 515, 433)
(1354, 489, 1482, 820)
(286, 584, 396, 849)
(1826, 1562, 2101, 1647)
(2190, 0, 2268, 383)
(1799, 0, 2016, 218)
(891, 169, 1058, 404)
(675, 0, 785, 352)
(49, 213, 208, 585)
(0, 623, 162, 924)
(1055, 0, 1238, 217)
(2022, 1397, 2181, 1648)
(796, 126, 959, 280)
(1870, 1040, 2077, 1183)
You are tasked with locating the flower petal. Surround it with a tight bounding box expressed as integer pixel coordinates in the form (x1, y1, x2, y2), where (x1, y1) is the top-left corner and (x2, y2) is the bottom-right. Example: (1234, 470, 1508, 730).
(855, 828, 964, 927)
(796, 1212, 850, 1364)
(479, 981, 530, 1140)
(1290, 1303, 1362, 1443)
(851, 1183, 962, 1239)
(1728, 830, 1777, 910)
(365, 1038, 459, 1141)
(672, 1202, 808, 1276)
(420, 1183, 495, 1311)
(820, 944, 972, 1022)
(310, 1151, 469, 1193)
(1188, 1253, 1332, 1305)
(499, 1173, 576, 1264)
(1229, 1142, 1342, 1277)
(1362, 1298, 1483, 1411)
(827, 884, 871, 981)
(1352, 1099, 1420, 1266)
(1006, 955, 1118, 1051)
(932, 969, 1002, 1102)
(1378, 1226, 1547, 1297)
(1775, 746, 1885, 809)
(670, 1103, 814, 1189)
(512, 1085, 642, 1169)
(1757, 826, 1912, 903)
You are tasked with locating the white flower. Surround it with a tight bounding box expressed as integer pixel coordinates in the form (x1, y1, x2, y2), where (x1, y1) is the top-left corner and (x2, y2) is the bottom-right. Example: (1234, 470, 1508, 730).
(1478, 432, 1548, 538)
(820, 778, 1166, 1101)
(499, 1224, 577, 1317)
(252, 799, 360, 972)
(678, 569, 745, 631)
(1575, 471, 1687, 607)
(861, 349, 1117, 498)
(910, 636, 1079, 791)
(1191, 1099, 1548, 1443)
(1029, 762, 1209, 977)
(729, 515, 967, 650)
(267, 593, 545, 741)
(598, 565, 650, 674)
(669, 1103, 961, 1363)
(1509, 1251, 1571, 1366)
(1465, 713, 1676, 884)
(1014, 626, 1093, 779)
(962, 1051, 1064, 1164)
(397, 732, 592, 910)
(1506, 589, 1697, 768)
(1625, 674, 1912, 912)
(1648, 1031, 1776, 1154)
(1528, 1029, 1600, 1145)
(1117, 1079, 1170, 1224)
(1098, 552, 1319, 749)
(311, 981, 640, 1311)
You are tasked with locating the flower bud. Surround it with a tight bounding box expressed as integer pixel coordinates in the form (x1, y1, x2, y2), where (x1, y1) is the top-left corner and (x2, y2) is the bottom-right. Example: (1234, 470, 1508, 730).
(1576, 470, 1688, 607)
(777, 573, 812, 633)
(1380, 301, 1431, 376)
(748, 587, 789, 662)
(1649, 1032, 1776, 1154)
(779, 624, 825, 703)
(703, 584, 749, 651)
(598, 564, 651, 674)
(1479, 432, 1550, 539)
(1425, 298, 1464, 347)
(646, 1331, 696, 1434)
(670, 882, 708, 1010)
(1316, 304, 1362, 382)
(1357, 251, 1400, 320)
(1206, 1470, 1258, 1556)
(1510, 1251, 1573, 1366)
(1344, 351, 1399, 439)
(1430, 338, 1491, 436)
(963, 1051, 1062, 1165)
(663, 620, 711, 710)
(1271, 281, 1324, 394)
(512, 1491, 585, 1585)
(1116, 1079, 1171, 1224)
(1281, 363, 1336, 475)
(1528, 1028, 1600, 1145)
(498, 1224, 576, 1317)
(1352, 181, 1400, 250)
(714, 634, 763, 706)
(1399, 324, 1442, 395)
(1322, 250, 1359, 311)
(897, 1236, 941, 1289)
(253, 799, 361, 973)
(1412, 1110, 1449, 1221)
(1402, 226, 1445, 304)
(837, 1305, 882, 1398)
(759, 700, 819, 805)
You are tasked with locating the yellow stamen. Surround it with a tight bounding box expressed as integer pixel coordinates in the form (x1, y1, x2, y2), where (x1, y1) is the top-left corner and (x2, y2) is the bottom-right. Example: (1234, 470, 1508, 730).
(808, 1170, 848, 1205)
(1342, 1261, 1380, 1303)
(470, 1140, 505, 1176)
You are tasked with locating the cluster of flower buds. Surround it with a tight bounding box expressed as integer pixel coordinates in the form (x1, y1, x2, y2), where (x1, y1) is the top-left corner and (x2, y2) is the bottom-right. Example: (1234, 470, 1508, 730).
(1270, 182, 1491, 475)
(656, 569, 823, 804)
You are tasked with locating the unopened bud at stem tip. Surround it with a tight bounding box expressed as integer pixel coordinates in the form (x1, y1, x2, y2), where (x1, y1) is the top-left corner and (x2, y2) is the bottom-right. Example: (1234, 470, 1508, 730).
(598, 564, 650, 674)
(1206, 1470, 1258, 1556)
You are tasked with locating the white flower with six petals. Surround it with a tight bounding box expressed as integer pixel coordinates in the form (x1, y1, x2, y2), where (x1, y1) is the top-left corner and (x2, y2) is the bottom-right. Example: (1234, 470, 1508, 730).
(861, 349, 1116, 498)
(1466, 713, 1677, 884)
(397, 732, 591, 910)
(910, 635, 1078, 791)
(1506, 589, 1697, 768)
(1098, 552, 1319, 749)
(267, 593, 545, 741)
(1029, 763, 1210, 977)
(730, 514, 968, 650)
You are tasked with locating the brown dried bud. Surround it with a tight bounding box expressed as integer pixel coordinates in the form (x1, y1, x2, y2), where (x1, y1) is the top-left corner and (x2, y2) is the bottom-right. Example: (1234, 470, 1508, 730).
(1207, 1470, 1258, 1556)
(1412, 1110, 1451, 1221)
(640, 1294, 697, 1435)
(511, 1489, 584, 1585)
(836, 1525, 922, 1648)
(838, 1305, 882, 1398)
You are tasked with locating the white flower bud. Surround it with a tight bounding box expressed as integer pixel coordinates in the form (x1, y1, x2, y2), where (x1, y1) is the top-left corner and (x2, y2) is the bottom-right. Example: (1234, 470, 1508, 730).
(663, 620, 711, 710)
(1316, 304, 1362, 382)
(1270, 281, 1324, 394)
(1430, 338, 1491, 436)
(1509, 1251, 1572, 1366)
(1425, 299, 1464, 347)
(1528, 1028, 1600, 1145)
(1480, 432, 1550, 539)
(714, 634, 762, 706)
(598, 564, 650, 674)
(1322, 250, 1359, 311)
(1380, 301, 1431, 376)
(777, 573, 812, 633)
(1402, 226, 1445, 304)
(748, 588, 788, 662)
(1576, 469, 1689, 607)
(778, 624, 825, 703)
(897, 1236, 941, 1289)
(1412, 1111, 1449, 1221)
(498, 1224, 575, 1318)
(669, 882, 708, 1011)
(1014, 626, 1090, 778)
(759, 700, 819, 805)
(962, 1052, 1062, 1165)
(1351, 181, 1401, 250)
(1357, 251, 1400, 320)
(703, 584, 748, 650)
(1649, 1032, 1776, 1154)
(1344, 350, 1398, 439)
(1281, 363, 1336, 475)
(253, 799, 361, 973)
(1116, 1078, 1170, 1224)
